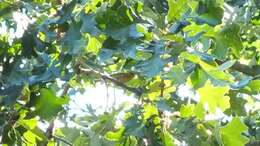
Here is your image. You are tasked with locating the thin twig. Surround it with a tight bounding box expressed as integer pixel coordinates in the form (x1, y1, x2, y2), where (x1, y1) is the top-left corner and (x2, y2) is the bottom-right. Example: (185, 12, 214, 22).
(103, 78, 110, 112)
(43, 119, 55, 146)
(112, 86, 116, 110)
(160, 79, 165, 97)
(61, 84, 70, 97)
(53, 135, 73, 146)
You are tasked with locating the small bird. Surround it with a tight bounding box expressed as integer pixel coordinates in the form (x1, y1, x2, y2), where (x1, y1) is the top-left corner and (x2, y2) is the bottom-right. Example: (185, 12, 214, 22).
(111, 72, 135, 83)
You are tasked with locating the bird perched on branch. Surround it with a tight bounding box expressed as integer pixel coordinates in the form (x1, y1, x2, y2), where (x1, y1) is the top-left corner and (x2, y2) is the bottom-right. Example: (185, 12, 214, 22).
(110, 72, 135, 83)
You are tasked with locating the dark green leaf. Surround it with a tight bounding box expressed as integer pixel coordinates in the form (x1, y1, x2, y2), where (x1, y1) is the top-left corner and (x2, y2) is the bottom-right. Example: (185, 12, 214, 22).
(35, 89, 68, 120)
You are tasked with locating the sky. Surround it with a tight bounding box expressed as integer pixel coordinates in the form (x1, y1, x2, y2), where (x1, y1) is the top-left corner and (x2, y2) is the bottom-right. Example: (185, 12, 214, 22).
(68, 83, 137, 117)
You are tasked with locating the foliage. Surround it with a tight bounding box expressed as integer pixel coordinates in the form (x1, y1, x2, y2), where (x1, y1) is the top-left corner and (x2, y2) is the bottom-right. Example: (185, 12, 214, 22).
(0, 0, 259, 145)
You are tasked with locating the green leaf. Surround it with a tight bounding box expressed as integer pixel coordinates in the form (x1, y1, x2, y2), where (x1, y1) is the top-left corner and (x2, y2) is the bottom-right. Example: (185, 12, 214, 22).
(56, 1, 77, 24)
(86, 35, 102, 55)
(99, 49, 114, 63)
(0, 85, 23, 105)
(74, 135, 88, 146)
(182, 52, 232, 82)
(180, 52, 200, 64)
(55, 127, 86, 145)
(124, 117, 145, 137)
(119, 40, 139, 59)
(35, 89, 68, 120)
(19, 118, 37, 130)
(183, 23, 216, 37)
(118, 136, 137, 146)
(195, 1, 224, 26)
(95, 5, 133, 29)
(89, 135, 102, 146)
(29, 127, 47, 141)
(212, 35, 229, 60)
(194, 102, 206, 120)
(143, 104, 158, 120)
(213, 24, 243, 60)
(62, 23, 85, 55)
(166, 64, 188, 84)
(18, 117, 46, 141)
(199, 61, 233, 82)
(198, 81, 230, 113)
(23, 130, 41, 144)
(136, 56, 164, 78)
(105, 127, 125, 141)
(247, 80, 260, 92)
(220, 117, 249, 146)
(227, 91, 247, 116)
(81, 14, 100, 36)
(180, 103, 207, 120)
(161, 131, 175, 146)
(72, 38, 87, 55)
(231, 77, 252, 89)
(188, 68, 208, 89)
(167, 0, 188, 22)
(106, 24, 143, 41)
(218, 60, 236, 71)
(180, 104, 195, 118)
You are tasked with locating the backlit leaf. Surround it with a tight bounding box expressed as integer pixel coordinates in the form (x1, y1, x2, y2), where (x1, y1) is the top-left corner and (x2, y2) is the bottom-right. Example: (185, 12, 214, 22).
(220, 117, 249, 146)
(198, 81, 230, 113)
(167, 0, 188, 22)
(35, 89, 68, 120)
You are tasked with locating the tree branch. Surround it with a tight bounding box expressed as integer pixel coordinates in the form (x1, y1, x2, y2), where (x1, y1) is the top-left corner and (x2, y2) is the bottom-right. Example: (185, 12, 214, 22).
(216, 60, 260, 77)
(101, 75, 143, 96)
(61, 84, 70, 96)
(246, 140, 260, 146)
(43, 119, 55, 146)
(231, 62, 260, 77)
(79, 67, 143, 96)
